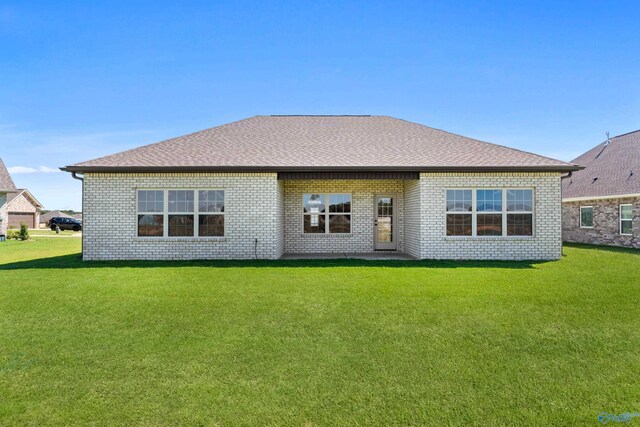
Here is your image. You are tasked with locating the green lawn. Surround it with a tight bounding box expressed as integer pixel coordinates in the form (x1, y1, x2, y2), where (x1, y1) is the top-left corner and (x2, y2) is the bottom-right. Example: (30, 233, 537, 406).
(0, 237, 639, 426)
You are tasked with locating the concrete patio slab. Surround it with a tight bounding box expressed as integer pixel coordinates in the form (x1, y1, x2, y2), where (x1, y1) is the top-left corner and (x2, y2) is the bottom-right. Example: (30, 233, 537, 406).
(280, 252, 417, 261)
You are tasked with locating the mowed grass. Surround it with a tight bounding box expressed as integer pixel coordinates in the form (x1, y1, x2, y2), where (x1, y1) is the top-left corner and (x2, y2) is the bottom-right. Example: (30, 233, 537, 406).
(0, 238, 639, 426)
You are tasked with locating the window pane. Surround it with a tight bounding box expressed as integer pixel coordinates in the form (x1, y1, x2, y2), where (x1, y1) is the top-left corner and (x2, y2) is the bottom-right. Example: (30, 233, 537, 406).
(446, 190, 472, 212)
(507, 189, 533, 212)
(329, 214, 350, 233)
(303, 214, 326, 233)
(621, 205, 633, 220)
(507, 214, 533, 236)
(581, 207, 593, 227)
(198, 214, 224, 237)
(168, 190, 194, 213)
(138, 190, 164, 213)
(198, 190, 224, 213)
(621, 220, 632, 235)
(329, 194, 351, 213)
(138, 214, 163, 236)
(477, 214, 503, 236)
(477, 189, 502, 212)
(168, 215, 194, 236)
(303, 194, 325, 213)
(446, 214, 472, 236)
(377, 197, 393, 216)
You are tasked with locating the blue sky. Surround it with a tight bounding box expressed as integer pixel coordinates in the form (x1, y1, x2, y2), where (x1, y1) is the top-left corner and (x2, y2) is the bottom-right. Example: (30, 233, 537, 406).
(1, 1, 639, 211)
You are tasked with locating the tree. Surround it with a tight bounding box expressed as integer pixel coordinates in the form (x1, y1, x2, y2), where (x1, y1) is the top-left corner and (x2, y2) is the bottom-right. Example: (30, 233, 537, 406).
(18, 222, 29, 241)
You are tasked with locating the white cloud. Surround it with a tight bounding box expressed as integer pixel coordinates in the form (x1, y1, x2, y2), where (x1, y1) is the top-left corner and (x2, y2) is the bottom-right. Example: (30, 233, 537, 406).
(8, 166, 61, 174)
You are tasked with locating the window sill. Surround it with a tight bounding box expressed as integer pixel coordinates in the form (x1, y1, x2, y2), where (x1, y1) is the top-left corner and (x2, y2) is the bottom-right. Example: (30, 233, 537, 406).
(444, 236, 534, 241)
(134, 237, 227, 242)
(299, 233, 352, 237)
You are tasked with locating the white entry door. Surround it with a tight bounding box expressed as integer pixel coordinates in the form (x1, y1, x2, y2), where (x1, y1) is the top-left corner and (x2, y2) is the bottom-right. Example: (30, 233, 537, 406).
(374, 195, 397, 250)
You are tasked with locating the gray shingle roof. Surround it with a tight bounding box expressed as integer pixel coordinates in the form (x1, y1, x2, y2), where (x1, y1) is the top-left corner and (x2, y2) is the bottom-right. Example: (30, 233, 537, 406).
(0, 158, 17, 192)
(563, 130, 640, 199)
(62, 115, 579, 173)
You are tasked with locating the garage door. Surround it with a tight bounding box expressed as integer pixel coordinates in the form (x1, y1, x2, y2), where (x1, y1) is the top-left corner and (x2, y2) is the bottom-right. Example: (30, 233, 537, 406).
(8, 213, 36, 229)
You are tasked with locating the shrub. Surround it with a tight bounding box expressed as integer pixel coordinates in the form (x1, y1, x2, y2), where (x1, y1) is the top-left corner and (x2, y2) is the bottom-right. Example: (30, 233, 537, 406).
(6, 229, 20, 239)
(18, 222, 29, 241)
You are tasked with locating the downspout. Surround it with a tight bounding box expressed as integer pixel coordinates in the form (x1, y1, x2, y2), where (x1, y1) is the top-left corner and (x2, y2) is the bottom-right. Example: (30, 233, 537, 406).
(559, 171, 573, 256)
(71, 172, 84, 259)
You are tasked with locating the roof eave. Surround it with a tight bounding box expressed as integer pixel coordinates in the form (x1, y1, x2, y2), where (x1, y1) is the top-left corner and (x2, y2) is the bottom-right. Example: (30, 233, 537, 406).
(61, 164, 583, 174)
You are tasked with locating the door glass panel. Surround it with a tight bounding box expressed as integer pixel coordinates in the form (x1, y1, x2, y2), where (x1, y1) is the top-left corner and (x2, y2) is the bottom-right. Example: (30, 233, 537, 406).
(377, 217, 392, 242)
(376, 197, 394, 244)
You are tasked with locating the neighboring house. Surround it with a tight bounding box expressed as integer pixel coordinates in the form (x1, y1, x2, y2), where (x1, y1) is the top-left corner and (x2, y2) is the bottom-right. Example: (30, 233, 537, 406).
(6, 189, 43, 229)
(61, 115, 580, 261)
(0, 158, 18, 236)
(562, 130, 639, 248)
(72, 213, 83, 221)
(40, 210, 75, 227)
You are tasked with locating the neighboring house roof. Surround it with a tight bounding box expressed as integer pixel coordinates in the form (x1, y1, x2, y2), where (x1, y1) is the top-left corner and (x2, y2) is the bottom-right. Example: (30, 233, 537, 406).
(40, 210, 74, 222)
(6, 189, 44, 210)
(0, 158, 17, 192)
(62, 115, 580, 173)
(72, 213, 83, 220)
(563, 130, 640, 200)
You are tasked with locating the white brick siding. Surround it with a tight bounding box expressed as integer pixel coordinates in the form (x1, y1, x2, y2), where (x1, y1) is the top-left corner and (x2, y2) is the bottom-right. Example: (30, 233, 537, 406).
(403, 180, 421, 258)
(83, 173, 282, 260)
(419, 172, 563, 260)
(81, 172, 563, 261)
(283, 180, 405, 253)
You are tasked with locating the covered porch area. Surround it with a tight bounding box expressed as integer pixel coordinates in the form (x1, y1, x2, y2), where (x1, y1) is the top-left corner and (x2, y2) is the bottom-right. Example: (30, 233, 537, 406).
(278, 171, 422, 258)
(280, 252, 417, 260)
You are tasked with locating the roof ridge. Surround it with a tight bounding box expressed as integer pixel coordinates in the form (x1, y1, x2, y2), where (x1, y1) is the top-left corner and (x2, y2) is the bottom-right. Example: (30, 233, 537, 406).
(613, 129, 640, 139)
(267, 115, 373, 117)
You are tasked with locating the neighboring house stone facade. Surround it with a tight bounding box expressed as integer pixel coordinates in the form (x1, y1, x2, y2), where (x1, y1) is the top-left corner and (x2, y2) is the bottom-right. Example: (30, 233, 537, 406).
(63, 115, 580, 261)
(6, 190, 43, 229)
(0, 193, 8, 236)
(562, 130, 639, 248)
(0, 158, 18, 236)
(562, 197, 640, 249)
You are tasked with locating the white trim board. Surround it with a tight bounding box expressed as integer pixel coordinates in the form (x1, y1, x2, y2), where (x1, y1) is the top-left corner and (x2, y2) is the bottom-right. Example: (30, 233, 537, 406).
(563, 193, 640, 202)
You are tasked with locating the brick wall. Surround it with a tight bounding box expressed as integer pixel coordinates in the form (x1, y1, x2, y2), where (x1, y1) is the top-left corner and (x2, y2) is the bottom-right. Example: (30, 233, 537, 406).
(7, 192, 40, 228)
(562, 197, 640, 248)
(403, 180, 422, 258)
(419, 172, 563, 260)
(83, 173, 283, 260)
(0, 193, 7, 235)
(283, 179, 407, 253)
(82, 172, 564, 260)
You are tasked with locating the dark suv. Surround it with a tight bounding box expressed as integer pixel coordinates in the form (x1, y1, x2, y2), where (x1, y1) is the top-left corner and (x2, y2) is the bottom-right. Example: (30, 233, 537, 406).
(49, 217, 82, 232)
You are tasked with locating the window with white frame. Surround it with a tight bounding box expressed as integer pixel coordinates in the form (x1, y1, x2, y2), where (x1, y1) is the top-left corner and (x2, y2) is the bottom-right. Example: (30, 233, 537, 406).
(446, 189, 533, 237)
(303, 193, 351, 233)
(137, 190, 224, 237)
(620, 204, 633, 235)
(580, 206, 593, 228)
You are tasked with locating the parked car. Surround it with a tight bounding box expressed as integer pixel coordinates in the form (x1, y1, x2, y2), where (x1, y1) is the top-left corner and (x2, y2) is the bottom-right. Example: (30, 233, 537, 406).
(49, 217, 82, 232)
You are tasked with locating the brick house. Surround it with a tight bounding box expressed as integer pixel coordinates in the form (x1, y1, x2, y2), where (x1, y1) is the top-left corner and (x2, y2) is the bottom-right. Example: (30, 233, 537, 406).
(6, 189, 43, 229)
(562, 130, 639, 248)
(0, 158, 18, 237)
(61, 115, 580, 260)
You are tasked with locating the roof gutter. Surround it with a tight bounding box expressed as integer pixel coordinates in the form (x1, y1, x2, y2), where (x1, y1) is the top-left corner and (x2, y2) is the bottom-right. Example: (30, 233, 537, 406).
(60, 165, 584, 174)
